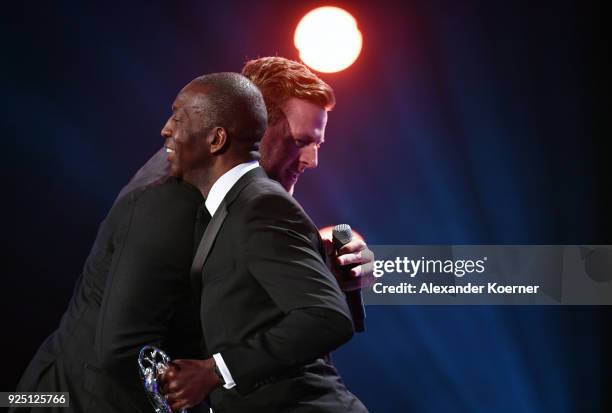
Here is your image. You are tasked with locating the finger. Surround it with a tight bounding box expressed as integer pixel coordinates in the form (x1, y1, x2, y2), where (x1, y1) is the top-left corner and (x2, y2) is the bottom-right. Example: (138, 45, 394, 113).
(361, 248, 375, 264)
(351, 260, 374, 278)
(343, 248, 374, 267)
(159, 375, 173, 392)
(165, 391, 179, 405)
(170, 391, 192, 412)
(338, 247, 375, 267)
(161, 371, 183, 393)
(160, 366, 177, 383)
(171, 398, 189, 412)
(166, 379, 181, 392)
(166, 388, 187, 405)
(336, 252, 363, 267)
(338, 239, 366, 255)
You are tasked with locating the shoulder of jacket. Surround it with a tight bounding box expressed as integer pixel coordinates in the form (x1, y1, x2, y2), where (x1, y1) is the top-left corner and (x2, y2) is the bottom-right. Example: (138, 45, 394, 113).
(237, 177, 299, 210)
(134, 177, 202, 205)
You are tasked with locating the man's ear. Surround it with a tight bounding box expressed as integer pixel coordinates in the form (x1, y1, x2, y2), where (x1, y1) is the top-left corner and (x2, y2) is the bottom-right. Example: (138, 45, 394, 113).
(210, 127, 229, 154)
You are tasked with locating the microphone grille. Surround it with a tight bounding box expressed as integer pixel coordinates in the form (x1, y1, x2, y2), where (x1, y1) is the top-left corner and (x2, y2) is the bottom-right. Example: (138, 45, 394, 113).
(332, 224, 353, 245)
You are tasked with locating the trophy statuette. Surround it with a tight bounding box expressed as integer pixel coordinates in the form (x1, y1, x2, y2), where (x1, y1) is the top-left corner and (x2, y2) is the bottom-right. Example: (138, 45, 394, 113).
(138, 345, 185, 413)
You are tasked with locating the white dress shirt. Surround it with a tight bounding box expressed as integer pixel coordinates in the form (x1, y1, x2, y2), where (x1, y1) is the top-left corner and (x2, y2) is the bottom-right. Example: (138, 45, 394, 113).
(205, 160, 259, 389)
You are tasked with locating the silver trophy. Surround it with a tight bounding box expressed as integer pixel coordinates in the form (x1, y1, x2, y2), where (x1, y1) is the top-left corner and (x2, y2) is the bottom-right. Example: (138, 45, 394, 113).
(138, 345, 184, 413)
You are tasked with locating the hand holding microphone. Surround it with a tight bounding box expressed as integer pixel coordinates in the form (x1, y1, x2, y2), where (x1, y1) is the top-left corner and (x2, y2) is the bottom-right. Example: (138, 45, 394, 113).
(331, 224, 373, 333)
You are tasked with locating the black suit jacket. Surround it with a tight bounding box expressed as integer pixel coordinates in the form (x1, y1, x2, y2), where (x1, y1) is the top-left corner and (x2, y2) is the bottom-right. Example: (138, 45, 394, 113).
(197, 168, 367, 413)
(13, 177, 205, 413)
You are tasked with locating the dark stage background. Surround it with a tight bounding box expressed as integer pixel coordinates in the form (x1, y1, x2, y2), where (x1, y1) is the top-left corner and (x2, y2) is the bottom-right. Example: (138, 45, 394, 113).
(2, 1, 609, 412)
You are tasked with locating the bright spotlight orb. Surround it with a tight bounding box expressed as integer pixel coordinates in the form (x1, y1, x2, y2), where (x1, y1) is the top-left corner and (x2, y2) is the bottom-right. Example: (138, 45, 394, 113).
(294, 7, 362, 73)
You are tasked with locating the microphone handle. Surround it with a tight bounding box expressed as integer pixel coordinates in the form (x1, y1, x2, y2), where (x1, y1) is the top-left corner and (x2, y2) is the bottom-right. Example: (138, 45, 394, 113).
(346, 287, 366, 332)
(332, 232, 366, 333)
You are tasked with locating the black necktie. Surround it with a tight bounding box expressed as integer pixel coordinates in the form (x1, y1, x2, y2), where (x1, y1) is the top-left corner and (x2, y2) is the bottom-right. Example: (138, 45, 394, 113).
(194, 201, 212, 253)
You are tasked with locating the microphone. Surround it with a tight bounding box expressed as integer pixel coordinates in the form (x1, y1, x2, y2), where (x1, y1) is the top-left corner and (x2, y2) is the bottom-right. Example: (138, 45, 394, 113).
(332, 224, 366, 333)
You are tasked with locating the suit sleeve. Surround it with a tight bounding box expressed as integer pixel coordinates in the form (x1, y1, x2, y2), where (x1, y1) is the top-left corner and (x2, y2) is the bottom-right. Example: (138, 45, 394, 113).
(95, 183, 199, 379)
(114, 147, 170, 204)
(220, 192, 354, 394)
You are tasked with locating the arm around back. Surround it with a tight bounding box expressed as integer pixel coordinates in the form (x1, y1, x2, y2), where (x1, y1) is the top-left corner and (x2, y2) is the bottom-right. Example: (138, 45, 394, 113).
(220, 187, 354, 394)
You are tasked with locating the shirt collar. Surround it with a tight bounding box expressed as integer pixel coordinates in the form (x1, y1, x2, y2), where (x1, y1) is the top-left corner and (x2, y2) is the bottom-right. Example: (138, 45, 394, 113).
(205, 160, 259, 216)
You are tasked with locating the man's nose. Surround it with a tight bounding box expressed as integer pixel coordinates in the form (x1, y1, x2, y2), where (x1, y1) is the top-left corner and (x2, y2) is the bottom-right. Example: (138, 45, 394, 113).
(300, 144, 318, 170)
(161, 119, 172, 138)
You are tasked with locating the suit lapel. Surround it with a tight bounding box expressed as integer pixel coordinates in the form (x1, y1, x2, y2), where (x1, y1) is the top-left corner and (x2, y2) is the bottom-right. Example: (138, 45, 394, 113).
(189, 167, 267, 306)
(189, 201, 228, 302)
